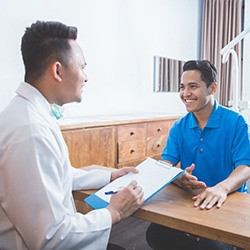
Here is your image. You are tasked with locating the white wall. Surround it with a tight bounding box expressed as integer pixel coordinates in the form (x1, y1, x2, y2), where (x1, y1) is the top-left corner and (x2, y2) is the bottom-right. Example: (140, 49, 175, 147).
(0, 0, 200, 117)
(242, 0, 250, 101)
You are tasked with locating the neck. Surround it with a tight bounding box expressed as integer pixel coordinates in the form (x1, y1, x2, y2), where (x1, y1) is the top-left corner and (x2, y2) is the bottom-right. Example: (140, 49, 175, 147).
(193, 99, 215, 129)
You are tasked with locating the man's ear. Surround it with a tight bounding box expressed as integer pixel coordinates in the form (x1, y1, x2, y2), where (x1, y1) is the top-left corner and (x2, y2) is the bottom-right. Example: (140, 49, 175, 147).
(210, 82, 218, 94)
(51, 62, 62, 82)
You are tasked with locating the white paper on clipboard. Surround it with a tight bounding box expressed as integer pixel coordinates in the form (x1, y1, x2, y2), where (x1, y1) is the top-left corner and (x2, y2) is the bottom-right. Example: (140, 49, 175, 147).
(84, 157, 183, 209)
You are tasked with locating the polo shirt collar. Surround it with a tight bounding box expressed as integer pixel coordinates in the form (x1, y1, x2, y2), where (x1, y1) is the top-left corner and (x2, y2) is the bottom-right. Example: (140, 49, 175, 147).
(189, 100, 220, 129)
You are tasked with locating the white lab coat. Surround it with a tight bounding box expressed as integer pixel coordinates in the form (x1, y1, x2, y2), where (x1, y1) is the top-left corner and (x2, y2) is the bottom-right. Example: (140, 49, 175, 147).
(0, 82, 112, 250)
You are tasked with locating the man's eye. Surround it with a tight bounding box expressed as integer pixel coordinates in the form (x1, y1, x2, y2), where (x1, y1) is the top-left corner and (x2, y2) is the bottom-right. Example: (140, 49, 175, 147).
(190, 85, 198, 89)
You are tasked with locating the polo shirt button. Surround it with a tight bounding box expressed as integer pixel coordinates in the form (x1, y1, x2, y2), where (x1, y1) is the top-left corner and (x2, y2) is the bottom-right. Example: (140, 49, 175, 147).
(200, 148, 203, 152)
(200, 138, 203, 141)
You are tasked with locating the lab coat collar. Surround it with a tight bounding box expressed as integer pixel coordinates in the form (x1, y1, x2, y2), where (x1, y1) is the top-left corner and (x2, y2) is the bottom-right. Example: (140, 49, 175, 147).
(16, 82, 53, 118)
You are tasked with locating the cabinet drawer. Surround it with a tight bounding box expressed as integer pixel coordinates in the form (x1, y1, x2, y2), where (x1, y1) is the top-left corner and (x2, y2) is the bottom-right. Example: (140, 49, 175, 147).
(117, 139, 146, 163)
(147, 135, 168, 157)
(117, 123, 147, 142)
(147, 121, 170, 137)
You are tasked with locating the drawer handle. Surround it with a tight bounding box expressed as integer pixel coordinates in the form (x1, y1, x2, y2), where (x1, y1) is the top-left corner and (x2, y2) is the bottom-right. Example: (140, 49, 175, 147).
(130, 149, 135, 154)
(157, 128, 162, 132)
(130, 131, 135, 136)
(157, 144, 161, 148)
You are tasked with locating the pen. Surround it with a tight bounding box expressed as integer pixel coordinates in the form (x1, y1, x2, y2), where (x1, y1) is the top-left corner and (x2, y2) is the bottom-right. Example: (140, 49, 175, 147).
(104, 187, 123, 195)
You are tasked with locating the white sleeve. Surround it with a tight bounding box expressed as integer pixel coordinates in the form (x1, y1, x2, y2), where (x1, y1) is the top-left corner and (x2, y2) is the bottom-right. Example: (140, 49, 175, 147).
(0, 132, 112, 250)
(71, 167, 111, 190)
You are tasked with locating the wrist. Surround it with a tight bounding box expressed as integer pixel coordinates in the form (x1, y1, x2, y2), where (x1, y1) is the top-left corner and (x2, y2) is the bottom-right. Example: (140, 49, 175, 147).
(107, 205, 122, 224)
(217, 182, 231, 194)
(110, 170, 119, 182)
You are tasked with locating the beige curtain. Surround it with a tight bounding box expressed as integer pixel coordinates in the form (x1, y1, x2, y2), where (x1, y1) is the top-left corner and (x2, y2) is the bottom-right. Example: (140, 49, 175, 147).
(201, 0, 243, 107)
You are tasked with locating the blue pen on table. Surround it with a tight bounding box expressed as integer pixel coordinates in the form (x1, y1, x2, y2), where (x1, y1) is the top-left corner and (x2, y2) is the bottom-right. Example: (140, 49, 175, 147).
(105, 187, 123, 195)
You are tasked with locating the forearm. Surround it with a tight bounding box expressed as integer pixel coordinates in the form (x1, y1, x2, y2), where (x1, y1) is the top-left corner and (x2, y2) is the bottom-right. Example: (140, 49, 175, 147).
(216, 165, 250, 194)
(72, 167, 111, 190)
(43, 209, 112, 249)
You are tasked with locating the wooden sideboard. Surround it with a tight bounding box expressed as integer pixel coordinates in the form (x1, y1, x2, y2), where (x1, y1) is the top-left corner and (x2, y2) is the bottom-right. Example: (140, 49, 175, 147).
(60, 114, 182, 168)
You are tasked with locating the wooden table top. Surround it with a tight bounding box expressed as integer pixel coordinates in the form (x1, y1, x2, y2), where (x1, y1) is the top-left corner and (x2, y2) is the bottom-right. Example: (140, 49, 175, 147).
(73, 166, 250, 249)
(133, 184, 250, 249)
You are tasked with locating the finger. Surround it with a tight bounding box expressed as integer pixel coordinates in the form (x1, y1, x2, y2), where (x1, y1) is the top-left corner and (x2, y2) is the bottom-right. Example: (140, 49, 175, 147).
(127, 180, 138, 189)
(199, 199, 211, 210)
(192, 195, 198, 200)
(198, 193, 215, 209)
(194, 197, 203, 207)
(193, 193, 207, 207)
(216, 197, 225, 208)
(185, 174, 198, 181)
(132, 185, 143, 195)
(185, 163, 195, 173)
(204, 196, 218, 210)
(135, 189, 144, 205)
(134, 186, 143, 196)
(182, 177, 198, 189)
(190, 181, 207, 189)
(124, 167, 138, 174)
(138, 194, 145, 205)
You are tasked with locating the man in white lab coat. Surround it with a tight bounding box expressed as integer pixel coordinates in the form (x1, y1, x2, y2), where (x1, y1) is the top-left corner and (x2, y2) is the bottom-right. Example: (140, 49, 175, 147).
(0, 20, 144, 250)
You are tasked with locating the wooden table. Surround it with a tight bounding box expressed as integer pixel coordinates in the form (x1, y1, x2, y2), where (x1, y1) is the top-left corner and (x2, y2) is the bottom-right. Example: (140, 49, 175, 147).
(73, 169, 250, 249)
(133, 184, 250, 249)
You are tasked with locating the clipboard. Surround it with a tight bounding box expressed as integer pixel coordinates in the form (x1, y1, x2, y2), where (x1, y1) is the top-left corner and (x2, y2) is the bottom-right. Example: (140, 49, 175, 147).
(84, 157, 183, 209)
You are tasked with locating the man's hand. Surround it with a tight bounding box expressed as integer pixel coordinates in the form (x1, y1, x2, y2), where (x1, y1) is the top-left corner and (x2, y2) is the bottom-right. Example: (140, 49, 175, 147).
(110, 167, 138, 182)
(175, 164, 207, 190)
(107, 180, 144, 224)
(192, 165, 250, 209)
(193, 184, 228, 209)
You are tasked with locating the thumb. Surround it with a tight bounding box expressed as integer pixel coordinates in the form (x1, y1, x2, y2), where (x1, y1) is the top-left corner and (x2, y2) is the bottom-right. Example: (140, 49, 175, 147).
(185, 163, 195, 174)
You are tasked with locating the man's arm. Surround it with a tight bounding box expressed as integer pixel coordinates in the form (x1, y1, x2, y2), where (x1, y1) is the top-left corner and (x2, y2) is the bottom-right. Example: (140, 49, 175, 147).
(193, 165, 250, 210)
(72, 166, 144, 224)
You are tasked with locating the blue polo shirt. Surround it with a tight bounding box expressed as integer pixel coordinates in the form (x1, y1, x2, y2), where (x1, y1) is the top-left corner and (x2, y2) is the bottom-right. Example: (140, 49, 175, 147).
(162, 100, 250, 193)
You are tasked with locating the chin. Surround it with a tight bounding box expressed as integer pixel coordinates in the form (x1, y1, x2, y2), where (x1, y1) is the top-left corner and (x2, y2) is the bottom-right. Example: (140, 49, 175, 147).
(185, 105, 193, 112)
(75, 96, 82, 103)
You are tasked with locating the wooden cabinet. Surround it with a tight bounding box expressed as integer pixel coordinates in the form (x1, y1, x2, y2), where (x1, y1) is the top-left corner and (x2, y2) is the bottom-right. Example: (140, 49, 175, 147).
(146, 120, 173, 157)
(61, 115, 180, 168)
(116, 120, 176, 167)
(117, 123, 147, 166)
(62, 127, 116, 168)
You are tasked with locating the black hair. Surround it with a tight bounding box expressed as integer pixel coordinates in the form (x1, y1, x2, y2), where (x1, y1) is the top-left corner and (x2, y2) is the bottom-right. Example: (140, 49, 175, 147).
(183, 60, 217, 87)
(21, 20, 78, 83)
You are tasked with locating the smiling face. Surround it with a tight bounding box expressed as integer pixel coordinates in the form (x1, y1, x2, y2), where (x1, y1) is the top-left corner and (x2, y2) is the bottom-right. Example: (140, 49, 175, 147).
(179, 70, 217, 115)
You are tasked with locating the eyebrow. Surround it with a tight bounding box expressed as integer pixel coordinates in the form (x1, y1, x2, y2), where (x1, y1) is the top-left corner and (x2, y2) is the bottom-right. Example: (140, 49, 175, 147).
(180, 82, 199, 86)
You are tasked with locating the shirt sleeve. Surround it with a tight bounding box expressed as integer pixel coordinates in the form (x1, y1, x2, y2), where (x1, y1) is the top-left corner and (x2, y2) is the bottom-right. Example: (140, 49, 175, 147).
(161, 123, 180, 165)
(0, 131, 112, 250)
(71, 167, 111, 190)
(231, 116, 250, 167)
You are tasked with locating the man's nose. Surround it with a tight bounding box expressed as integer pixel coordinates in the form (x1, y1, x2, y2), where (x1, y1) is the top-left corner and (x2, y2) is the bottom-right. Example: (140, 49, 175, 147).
(84, 72, 89, 82)
(182, 88, 191, 96)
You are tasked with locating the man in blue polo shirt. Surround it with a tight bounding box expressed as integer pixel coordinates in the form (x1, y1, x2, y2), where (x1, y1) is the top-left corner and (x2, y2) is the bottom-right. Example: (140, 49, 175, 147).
(146, 60, 250, 250)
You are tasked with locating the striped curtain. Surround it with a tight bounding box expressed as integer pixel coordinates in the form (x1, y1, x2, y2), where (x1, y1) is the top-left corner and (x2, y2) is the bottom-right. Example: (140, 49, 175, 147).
(200, 0, 243, 107)
(153, 56, 185, 92)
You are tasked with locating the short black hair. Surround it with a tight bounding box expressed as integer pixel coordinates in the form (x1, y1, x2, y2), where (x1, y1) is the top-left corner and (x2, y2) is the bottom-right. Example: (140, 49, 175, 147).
(21, 20, 78, 83)
(183, 60, 217, 87)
